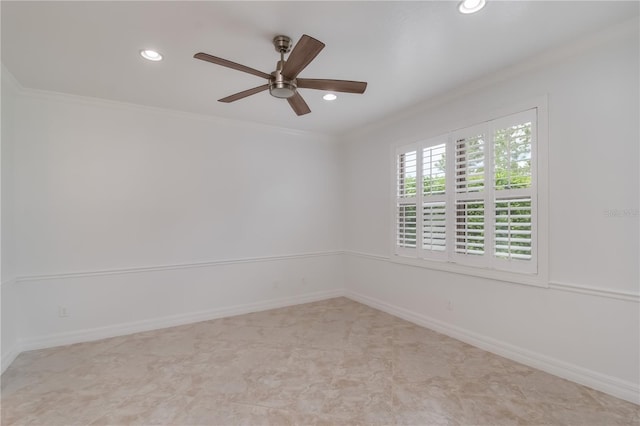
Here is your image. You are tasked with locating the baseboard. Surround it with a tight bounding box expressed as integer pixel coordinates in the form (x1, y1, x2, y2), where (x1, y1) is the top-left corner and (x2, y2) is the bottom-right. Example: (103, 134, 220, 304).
(15, 288, 345, 358)
(1, 344, 21, 374)
(6, 286, 638, 405)
(345, 290, 640, 405)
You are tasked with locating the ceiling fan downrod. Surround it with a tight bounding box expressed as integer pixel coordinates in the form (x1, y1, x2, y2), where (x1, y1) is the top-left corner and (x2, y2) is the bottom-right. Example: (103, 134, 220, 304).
(269, 35, 297, 99)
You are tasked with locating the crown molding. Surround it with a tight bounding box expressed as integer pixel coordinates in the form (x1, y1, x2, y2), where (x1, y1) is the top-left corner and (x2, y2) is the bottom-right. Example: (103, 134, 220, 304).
(1, 64, 24, 94)
(3, 63, 336, 142)
(341, 16, 639, 142)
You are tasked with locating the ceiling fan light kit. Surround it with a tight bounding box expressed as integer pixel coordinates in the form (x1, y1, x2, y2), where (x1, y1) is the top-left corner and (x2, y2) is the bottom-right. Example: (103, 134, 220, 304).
(194, 34, 367, 116)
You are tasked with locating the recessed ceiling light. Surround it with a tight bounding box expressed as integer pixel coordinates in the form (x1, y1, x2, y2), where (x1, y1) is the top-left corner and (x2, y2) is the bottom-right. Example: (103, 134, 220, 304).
(140, 49, 163, 61)
(323, 93, 337, 101)
(458, 0, 486, 14)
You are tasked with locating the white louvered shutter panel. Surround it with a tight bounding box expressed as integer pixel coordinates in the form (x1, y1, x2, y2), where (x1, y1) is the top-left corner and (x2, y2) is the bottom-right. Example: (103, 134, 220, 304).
(452, 125, 487, 265)
(492, 109, 537, 273)
(455, 199, 485, 256)
(396, 148, 418, 255)
(423, 203, 446, 251)
(421, 142, 447, 258)
(495, 198, 532, 260)
(455, 134, 485, 194)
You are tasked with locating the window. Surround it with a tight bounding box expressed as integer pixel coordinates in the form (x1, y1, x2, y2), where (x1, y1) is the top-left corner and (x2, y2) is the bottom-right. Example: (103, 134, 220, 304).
(394, 109, 537, 274)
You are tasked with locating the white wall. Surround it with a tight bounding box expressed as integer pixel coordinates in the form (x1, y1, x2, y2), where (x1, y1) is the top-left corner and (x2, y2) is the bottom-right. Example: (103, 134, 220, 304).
(1, 69, 20, 369)
(342, 21, 639, 403)
(3, 85, 344, 359)
(13, 95, 343, 274)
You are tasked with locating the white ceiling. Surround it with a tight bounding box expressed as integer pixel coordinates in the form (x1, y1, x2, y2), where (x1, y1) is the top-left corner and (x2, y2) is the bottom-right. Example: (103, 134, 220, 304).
(2, 1, 638, 135)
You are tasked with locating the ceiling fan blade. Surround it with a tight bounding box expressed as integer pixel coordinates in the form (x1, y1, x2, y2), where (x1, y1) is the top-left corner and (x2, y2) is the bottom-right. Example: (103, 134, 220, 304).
(194, 52, 272, 80)
(297, 79, 367, 94)
(281, 35, 325, 80)
(218, 84, 270, 103)
(287, 92, 311, 116)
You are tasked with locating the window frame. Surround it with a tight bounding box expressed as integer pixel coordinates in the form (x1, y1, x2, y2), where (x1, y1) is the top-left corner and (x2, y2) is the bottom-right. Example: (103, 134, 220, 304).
(390, 98, 548, 287)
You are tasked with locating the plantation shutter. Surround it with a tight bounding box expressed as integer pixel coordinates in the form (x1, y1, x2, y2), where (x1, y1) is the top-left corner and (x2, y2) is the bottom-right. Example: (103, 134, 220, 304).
(452, 125, 487, 266)
(421, 142, 447, 258)
(492, 110, 537, 273)
(396, 147, 418, 255)
(392, 107, 537, 275)
(495, 198, 532, 260)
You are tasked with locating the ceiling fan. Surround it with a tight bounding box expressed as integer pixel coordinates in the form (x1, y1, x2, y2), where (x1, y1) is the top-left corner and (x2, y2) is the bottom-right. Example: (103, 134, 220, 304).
(194, 34, 367, 116)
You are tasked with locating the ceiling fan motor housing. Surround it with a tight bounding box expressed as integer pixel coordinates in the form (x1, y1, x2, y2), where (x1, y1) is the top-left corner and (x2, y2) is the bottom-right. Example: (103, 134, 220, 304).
(269, 67, 297, 99)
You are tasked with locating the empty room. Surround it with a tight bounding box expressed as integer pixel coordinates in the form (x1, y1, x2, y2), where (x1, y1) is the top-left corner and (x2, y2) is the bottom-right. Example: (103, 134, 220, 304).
(1, 1, 639, 425)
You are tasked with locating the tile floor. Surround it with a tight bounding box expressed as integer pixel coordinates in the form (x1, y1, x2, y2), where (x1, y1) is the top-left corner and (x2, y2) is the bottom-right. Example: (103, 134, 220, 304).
(1, 297, 638, 425)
